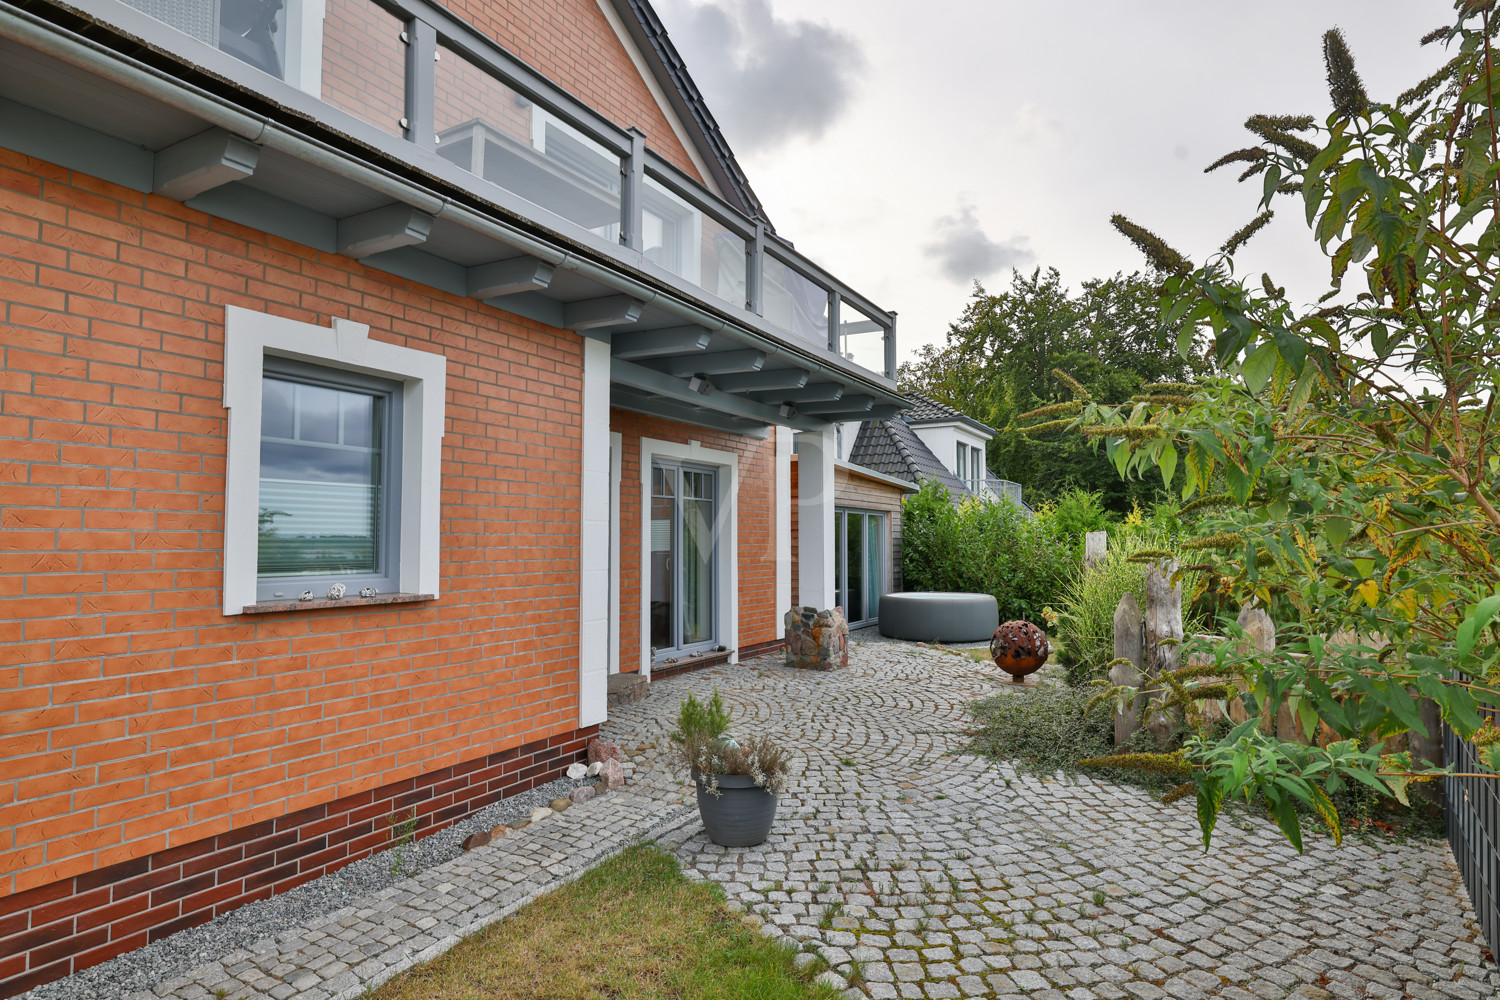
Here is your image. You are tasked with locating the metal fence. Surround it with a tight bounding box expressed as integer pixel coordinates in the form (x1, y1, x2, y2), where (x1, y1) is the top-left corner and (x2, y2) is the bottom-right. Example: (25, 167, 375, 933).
(1444, 686, 1500, 960)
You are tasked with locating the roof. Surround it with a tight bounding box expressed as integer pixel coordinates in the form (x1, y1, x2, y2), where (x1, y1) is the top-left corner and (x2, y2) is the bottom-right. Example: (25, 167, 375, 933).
(835, 459, 919, 493)
(847, 400, 1029, 509)
(608, 0, 770, 227)
(848, 416, 971, 499)
(903, 392, 996, 437)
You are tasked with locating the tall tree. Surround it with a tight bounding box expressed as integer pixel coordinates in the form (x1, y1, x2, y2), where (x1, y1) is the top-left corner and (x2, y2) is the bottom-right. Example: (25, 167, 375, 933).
(900, 269, 1209, 510)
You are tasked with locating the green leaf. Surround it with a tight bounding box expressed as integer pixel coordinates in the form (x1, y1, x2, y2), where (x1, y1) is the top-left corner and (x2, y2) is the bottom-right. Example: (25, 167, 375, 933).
(1273, 794, 1304, 853)
(1241, 341, 1279, 394)
(1298, 698, 1320, 742)
(1447, 685, 1483, 741)
(1262, 164, 1283, 208)
(1271, 327, 1308, 370)
(1325, 516, 1350, 547)
(1455, 592, 1500, 657)
(1306, 784, 1342, 846)
(1380, 255, 1419, 309)
(1330, 241, 1353, 289)
(1197, 776, 1226, 851)
(1158, 444, 1178, 491)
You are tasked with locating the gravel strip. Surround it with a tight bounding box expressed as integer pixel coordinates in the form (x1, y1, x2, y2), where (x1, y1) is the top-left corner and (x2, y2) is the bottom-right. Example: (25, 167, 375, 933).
(22, 775, 597, 1000)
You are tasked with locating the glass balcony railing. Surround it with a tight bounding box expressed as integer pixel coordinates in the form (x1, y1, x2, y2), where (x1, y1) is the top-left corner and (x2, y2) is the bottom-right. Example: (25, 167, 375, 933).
(837, 297, 887, 375)
(103, 0, 897, 379)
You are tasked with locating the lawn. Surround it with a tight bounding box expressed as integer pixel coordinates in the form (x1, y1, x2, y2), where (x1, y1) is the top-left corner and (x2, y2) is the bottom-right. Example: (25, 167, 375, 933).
(366, 844, 842, 1000)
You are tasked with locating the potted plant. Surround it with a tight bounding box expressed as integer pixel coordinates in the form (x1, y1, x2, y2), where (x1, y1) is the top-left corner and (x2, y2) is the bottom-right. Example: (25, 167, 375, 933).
(671, 687, 790, 847)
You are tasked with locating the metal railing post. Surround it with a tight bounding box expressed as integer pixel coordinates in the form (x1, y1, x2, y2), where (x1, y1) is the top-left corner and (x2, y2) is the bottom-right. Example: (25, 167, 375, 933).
(620, 128, 646, 251)
(827, 290, 840, 355)
(404, 19, 436, 148)
(746, 221, 765, 314)
(885, 310, 898, 380)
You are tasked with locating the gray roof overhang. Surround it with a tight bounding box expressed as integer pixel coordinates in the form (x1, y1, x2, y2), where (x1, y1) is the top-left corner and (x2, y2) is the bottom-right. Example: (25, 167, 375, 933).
(0, 0, 905, 433)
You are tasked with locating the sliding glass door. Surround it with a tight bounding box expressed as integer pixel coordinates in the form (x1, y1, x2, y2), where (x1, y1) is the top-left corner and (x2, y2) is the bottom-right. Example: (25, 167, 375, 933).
(650, 462, 717, 658)
(835, 509, 886, 627)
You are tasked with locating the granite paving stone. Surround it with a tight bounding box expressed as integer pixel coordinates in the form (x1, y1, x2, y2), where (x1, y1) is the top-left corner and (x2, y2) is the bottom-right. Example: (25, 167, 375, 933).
(62, 633, 1499, 1000)
(622, 635, 1498, 999)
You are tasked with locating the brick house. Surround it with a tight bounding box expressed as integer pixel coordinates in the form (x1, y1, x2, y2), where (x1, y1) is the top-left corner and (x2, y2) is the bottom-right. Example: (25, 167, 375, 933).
(0, 0, 902, 991)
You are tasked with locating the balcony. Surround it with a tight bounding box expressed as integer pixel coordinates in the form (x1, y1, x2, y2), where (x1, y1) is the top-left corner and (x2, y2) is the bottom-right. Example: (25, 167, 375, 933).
(0, 0, 902, 432)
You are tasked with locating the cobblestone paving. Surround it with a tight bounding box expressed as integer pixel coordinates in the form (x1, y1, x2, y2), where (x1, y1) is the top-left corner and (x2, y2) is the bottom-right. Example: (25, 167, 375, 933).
(609, 639, 1499, 1000)
(102, 637, 1495, 1000)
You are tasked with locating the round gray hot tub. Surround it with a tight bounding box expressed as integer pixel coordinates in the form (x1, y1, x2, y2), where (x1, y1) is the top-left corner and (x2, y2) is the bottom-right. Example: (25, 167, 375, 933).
(878, 592, 999, 643)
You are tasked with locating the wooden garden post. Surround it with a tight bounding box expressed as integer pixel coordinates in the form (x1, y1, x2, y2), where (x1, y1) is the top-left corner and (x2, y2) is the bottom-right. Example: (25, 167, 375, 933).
(1144, 559, 1183, 741)
(1084, 531, 1108, 570)
(1111, 591, 1144, 745)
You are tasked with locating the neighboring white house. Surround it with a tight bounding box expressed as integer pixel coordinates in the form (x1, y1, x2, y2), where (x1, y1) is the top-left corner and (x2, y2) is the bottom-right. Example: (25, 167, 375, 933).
(842, 393, 1026, 507)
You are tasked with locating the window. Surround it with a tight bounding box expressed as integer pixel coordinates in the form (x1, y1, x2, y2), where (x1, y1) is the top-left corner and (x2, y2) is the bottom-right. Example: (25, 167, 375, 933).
(256, 359, 402, 600)
(650, 461, 718, 657)
(956, 442, 967, 483)
(222, 306, 446, 615)
(971, 446, 984, 492)
(121, 0, 327, 95)
(835, 509, 885, 626)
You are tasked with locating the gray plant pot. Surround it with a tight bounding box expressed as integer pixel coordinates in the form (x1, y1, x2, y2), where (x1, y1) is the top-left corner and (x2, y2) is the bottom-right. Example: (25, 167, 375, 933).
(693, 772, 779, 847)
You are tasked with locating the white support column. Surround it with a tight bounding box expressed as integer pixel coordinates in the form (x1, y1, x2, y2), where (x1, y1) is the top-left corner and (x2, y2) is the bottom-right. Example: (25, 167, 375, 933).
(797, 426, 837, 612)
(578, 337, 611, 727)
(775, 426, 793, 618)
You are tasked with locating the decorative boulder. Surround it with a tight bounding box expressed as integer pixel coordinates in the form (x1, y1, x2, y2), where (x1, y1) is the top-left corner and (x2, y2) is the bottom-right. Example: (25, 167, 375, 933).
(570, 785, 596, 805)
(566, 762, 588, 780)
(783, 606, 849, 671)
(461, 829, 490, 851)
(587, 739, 622, 765)
(549, 797, 572, 812)
(597, 758, 625, 790)
(990, 620, 1051, 683)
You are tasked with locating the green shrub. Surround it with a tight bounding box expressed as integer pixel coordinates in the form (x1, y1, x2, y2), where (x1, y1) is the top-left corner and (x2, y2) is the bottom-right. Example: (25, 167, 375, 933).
(1054, 529, 1204, 685)
(672, 687, 730, 743)
(901, 480, 1076, 624)
(1049, 488, 1110, 560)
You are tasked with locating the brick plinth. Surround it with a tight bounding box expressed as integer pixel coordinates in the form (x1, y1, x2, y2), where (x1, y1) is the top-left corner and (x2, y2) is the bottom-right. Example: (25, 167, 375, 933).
(0, 727, 595, 998)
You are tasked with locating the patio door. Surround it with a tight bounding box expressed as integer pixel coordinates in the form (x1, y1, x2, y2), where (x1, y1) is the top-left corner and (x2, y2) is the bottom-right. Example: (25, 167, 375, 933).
(650, 462, 717, 658)
(835, 509, 886, 627)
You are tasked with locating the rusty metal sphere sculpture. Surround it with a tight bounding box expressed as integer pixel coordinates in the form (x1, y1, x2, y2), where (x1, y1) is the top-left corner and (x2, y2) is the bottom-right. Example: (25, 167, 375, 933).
(990, 620, 1050, 683)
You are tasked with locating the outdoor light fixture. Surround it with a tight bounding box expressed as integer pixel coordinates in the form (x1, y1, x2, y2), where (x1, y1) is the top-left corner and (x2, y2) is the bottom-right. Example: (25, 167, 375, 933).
(687, 374, 712, 395)
(779, 403, 796, 419)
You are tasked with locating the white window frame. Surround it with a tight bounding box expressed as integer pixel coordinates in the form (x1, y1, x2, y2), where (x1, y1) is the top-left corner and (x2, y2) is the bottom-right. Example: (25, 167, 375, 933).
(254, 357, 403, 601)
(637, 437, 738, 676)
(221, 306, 446, 615)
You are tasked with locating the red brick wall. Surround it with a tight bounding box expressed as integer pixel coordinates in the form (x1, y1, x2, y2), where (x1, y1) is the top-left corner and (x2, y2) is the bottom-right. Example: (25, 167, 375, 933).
(0, 147, 588, 906)
(439, 0, 706, 180)
(0, 728, 592, 996)
(320, 0, 407, 136)
(611, 410, 777, 672)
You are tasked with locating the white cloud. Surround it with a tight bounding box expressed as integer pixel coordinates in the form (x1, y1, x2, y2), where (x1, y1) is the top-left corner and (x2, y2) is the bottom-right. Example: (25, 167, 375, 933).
(924, 203, 1033, 283)
(660, 0, 865, 153)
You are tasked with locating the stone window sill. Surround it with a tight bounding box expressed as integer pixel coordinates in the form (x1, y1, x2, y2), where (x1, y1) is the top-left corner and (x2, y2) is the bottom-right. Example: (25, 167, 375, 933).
(240, 593, 435, 614)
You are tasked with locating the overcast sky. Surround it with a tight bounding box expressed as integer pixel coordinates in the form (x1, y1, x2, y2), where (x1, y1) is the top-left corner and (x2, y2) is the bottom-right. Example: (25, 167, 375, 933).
(653, 0, 1450, 363)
